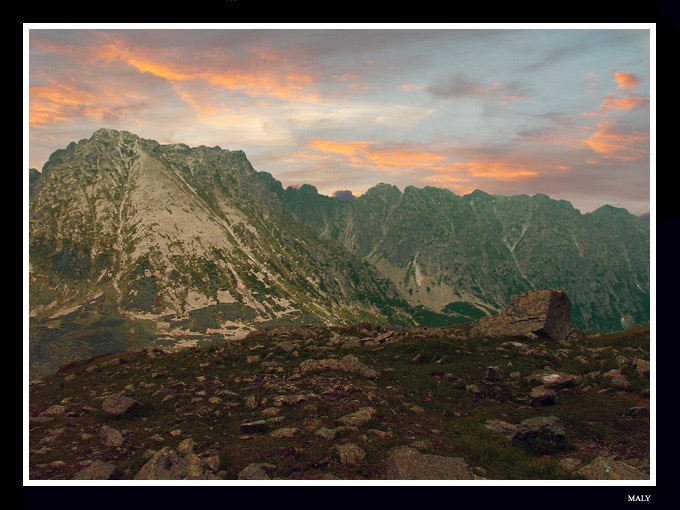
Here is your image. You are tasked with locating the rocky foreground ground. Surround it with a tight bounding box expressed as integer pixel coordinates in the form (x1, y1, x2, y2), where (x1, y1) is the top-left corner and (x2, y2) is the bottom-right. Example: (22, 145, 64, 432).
(28, 306, 650, 481)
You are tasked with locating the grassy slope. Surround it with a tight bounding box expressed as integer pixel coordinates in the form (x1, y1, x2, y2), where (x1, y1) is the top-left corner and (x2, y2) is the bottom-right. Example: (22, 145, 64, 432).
(28, 323, 650, 481)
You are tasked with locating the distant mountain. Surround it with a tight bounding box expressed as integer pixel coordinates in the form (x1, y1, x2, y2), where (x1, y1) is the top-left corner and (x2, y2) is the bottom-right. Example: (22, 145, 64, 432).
(278, 182, 650, 333)
(28, 129, 650, 376)
(638, 212, 650, 222)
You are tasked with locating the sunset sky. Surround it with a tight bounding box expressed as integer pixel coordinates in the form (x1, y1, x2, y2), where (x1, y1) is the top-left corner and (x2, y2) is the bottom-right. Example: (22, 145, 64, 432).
(25, 25, 653, 215)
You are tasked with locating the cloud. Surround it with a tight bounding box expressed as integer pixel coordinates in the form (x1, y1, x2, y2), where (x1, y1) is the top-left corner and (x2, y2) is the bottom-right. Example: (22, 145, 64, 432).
(598, 93, 649, 113)
(424, 72, 528, 104)
(584, 122, 649, 160)
(614, 72, 641, 90)
(29, 78, 147, 128)
(306, 139, 448, 172)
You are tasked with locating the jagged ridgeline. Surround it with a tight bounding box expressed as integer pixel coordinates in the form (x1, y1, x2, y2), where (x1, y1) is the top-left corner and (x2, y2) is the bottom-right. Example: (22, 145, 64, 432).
(277, 183, 649, 332)
(28, 129, 413, 377)
(29, 129, 650, 376)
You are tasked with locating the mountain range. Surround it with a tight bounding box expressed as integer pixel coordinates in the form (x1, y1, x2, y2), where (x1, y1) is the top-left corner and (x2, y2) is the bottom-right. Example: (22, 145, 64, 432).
(28, 129, 650, 377)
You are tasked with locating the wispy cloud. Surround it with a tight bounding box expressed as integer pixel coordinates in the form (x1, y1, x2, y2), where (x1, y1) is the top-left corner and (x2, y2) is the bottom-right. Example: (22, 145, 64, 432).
(423, 72, 528, 104)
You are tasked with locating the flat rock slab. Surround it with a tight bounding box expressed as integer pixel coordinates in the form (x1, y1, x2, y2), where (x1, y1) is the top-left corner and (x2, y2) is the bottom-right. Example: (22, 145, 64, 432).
(335, 407, 377, 427)
(240, 420, 270, 433)
(576, 457, 649, 480)
(300, 355, 377, 378)
(387, 446, 472, 480)
(527, 368, 582, 389)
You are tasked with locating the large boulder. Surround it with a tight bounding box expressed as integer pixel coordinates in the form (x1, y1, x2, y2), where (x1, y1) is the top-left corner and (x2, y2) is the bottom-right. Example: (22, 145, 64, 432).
(386, 446, 472, 480)
(470, 290, 572, 342)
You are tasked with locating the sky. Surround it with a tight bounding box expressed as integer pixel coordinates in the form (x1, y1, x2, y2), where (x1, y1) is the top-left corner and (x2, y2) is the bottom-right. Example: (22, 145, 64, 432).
(25, 25, 653, 215)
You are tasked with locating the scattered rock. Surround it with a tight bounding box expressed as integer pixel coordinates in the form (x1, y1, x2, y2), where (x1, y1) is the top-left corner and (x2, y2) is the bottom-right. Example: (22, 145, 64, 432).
(300, 355, 377, 378)
(240, 420, 270, 433)
(334, 443, 366, 464)
(238, 463, 271, 480)
(133, 447, 178, 480)
(315, 428, 337, 440)
(41, 405, 67, 417)
(101, 394, 142, 417)
(529, 386, 557, 406)
(526, 368, 582, 389)
(484, 366, 504, 382)
(72, 460, 120, 480)
(270, 427, 299, 439)
(100, 425, 124, 447)
(482, 419, 518, 438)
(511, 416, 566, 453)
(576, 457, 649, 480)
(601, 369, 631, 389)
(176, 438, 195, 456)
(633, 358, 650, 377)
(336, 407, 377, 427)
(386, 446, 472, 480)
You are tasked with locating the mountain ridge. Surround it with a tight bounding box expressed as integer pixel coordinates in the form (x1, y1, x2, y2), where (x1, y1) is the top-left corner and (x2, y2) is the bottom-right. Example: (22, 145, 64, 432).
(28, 129, 650, 377)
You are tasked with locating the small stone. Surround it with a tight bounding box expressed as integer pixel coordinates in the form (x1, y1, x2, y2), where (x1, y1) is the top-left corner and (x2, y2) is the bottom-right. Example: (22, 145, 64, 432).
(240, 420, 270, 433)
(529, 386, 557, 406)
(334, 443, 366, 464)
(315, 428, 337, 440)
(336, 407, 377, 427)
(100, 424, 124, 447)
(270, 427, 299, 439)
(40, 405, 66, 416)
(177, 438, 195, 456)
(238, 463, 270, 480)
(484, 366, 504, 381)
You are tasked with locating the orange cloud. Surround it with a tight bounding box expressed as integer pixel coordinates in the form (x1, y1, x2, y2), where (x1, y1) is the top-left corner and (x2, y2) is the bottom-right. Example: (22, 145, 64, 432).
(584, 123, 649, 160)
(29, 79, 144, 127)
(306, 139, 542, 182)
(306, 139, 447, 171)
(80, 37, 323, 104)
(448, 160, 539, 179)
(614, 72, 641, 90)
(599, 93, 649, 113)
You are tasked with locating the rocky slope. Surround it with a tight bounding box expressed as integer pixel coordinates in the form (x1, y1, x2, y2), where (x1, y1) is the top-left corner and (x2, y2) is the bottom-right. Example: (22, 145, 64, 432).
(28, 292, 650, 481)
(29, 129, 412, 377)
(278, 183, 650, 333)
